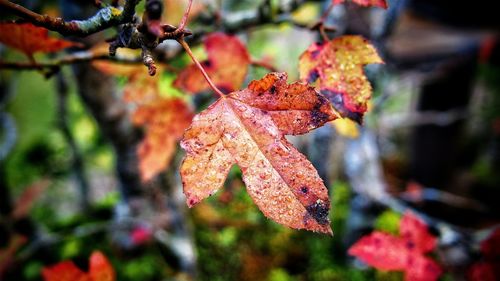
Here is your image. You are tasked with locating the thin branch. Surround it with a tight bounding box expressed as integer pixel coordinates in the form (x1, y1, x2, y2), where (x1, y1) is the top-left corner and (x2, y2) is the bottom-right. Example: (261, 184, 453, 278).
(250, 58, 278, 72)
(0, 0, 140, 37)
(177, 38, 225, 98)
(177, 0, 193, 31)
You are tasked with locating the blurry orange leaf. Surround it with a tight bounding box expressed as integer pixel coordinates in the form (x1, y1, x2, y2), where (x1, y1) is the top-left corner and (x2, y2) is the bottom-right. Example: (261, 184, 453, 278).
(299, 35, 383, 123)
(333, 0, 388, 9)
(88, 251, 115, 281)
(0, 23, 80, 57)
(163, 0, 205, 25)
(93, 61, 193, 181)
(42, 251, 114, 281)
(174, 33, 250, 94)
(133, 98, 194, 181)
(349, 212, 442, 281)
(12, 179, 49, 219)
(181, 72, 337, 234)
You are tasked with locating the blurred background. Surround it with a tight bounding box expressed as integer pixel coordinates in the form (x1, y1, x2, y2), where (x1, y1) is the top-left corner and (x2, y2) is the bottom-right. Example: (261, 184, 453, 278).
(1, 0, 500, 280)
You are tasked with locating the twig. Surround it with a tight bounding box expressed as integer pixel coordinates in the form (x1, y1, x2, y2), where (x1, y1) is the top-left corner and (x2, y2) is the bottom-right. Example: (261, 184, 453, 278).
(250, 58, 278, 72)
(177, 38, 225, 98)
(0, 0, 140, 37)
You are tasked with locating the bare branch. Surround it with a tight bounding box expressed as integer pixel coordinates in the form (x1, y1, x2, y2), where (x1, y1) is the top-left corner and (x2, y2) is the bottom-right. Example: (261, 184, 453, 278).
(0, 0, 140, 37)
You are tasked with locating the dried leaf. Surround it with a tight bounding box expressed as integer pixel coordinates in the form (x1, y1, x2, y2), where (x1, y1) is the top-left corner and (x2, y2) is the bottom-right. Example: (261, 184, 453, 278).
(93, 61, 193, 181)
(174, 33, 250, 94)
(181, 72, 338, 234)
(348, 212, 442, 281)
(299, 35, 383, 123)
(333, 0, 388, 9)
(0, 23, 80, 57)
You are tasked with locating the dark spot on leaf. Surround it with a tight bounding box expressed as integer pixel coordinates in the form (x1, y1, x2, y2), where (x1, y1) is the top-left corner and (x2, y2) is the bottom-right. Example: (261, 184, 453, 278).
(203, 61, 212, 67)
(321, 89, 363, 124)
(307, 69, 319, 83)
(269, 85, 277, 94)
(311, 50, 321, 59)
(406, 241, 415, 250)
(301, 186, 309, 194)
(310, 109, 329, 127)
(306, 200, 329, 225)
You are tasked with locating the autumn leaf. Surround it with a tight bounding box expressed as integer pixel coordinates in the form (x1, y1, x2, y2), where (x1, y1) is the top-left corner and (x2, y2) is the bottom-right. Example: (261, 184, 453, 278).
(42, 251, 114, 281)
(332, 0, 388, 9)
(299, 35, 383, 123)
(0, 23, 80, 59)
(133, 98, 193, 181)
(181, 72, 338, 234)
(467, 228, 500, 281)
(348, 212, 442, 281)
(0, 235, 27, 278)
(174, 33, 251, 94)
(93, 61, 193, 181)
(11, 179, 49, 219)
(163, 0, 205, 25)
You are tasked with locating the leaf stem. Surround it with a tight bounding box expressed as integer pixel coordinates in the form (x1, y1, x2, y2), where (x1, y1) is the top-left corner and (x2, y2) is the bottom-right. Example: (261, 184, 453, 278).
(178, 0, 193, 31)
(177, 38, 225, 98)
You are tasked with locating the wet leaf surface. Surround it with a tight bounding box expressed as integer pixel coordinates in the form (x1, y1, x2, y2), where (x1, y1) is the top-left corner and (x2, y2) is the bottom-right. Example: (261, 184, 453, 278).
(299, 35, 383, 123)
(181, 73, 338, 234)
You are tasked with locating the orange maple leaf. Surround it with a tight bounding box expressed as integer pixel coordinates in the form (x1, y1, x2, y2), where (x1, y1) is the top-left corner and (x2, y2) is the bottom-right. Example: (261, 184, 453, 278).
(174, 32, 251, 94)
(333, 0, 388, 9)
(181, 72, 339, 234)
(42, 251, 115, 281)
(299, 35, 383, 123)
(93, 61, 193, 181)
(0, 23, 80, 58)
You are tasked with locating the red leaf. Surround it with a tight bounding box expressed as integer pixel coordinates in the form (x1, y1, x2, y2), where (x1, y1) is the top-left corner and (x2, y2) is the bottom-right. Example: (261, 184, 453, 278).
(0, 23, 80, 57)
(42, 261, 89, 281)
(11, 179, 49, 219)
(480, 228, 500, 259)
(42, 251, 114, 281)
(405, 254, 443, 281)
(399, 212, 436, 254)
(89, 251, 115, 281)
(174, 33, 251, 94)
(181, 72, 337, 234)
(348, 211, 442, 281)
(299, 35, 383, 123)
(348, 231, 408, 270)
(93, 61, 194, 181)
(333, 0, 388, 9)
(468, 261, 498, 281)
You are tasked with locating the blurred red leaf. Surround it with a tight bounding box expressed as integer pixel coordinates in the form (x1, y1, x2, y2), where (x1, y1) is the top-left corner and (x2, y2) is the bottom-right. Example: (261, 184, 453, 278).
(93, 61, 193, 181)
(299, 35, 383, 123)
(467, 228, 500, 281)
(0, 23, 80, 58)
(42, 261, 89, 281)
(0, 235, 27, 278)
(333, 0, 388, 9)
(348, 212, 442, 281)
(11, 179, 49, 219)
(174, 32, 250, 94)
(181, 72, 338, 234)
(42, 251, 114, 281)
